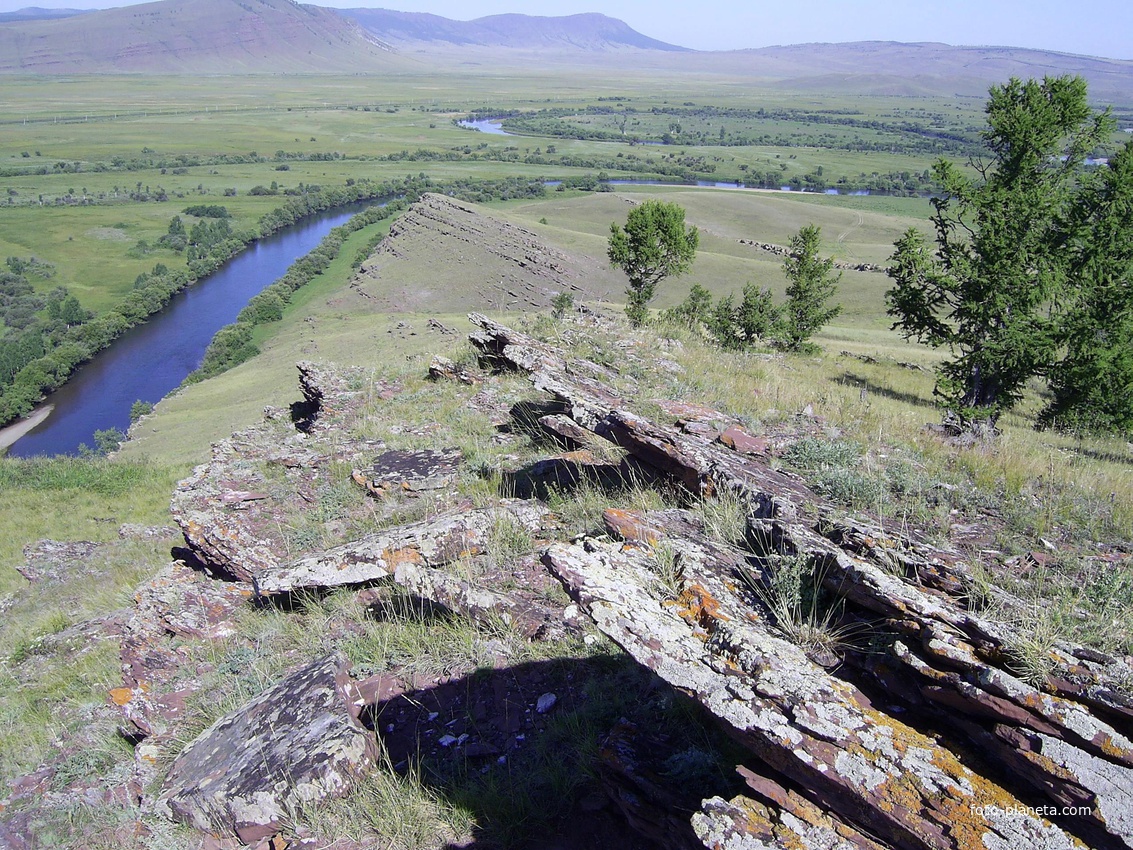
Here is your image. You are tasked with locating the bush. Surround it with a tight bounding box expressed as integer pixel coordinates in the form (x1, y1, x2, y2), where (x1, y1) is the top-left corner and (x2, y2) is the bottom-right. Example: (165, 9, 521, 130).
(129, 400, 153, 422)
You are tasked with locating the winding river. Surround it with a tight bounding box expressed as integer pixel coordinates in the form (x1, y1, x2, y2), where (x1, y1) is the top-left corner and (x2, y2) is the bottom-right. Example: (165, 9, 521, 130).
(6, 201, 374, 458)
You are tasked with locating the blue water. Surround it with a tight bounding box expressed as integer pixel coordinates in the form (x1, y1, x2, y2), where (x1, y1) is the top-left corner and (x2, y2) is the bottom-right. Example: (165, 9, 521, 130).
(8, 202, 373, 457)
(458, 119, 513, 136)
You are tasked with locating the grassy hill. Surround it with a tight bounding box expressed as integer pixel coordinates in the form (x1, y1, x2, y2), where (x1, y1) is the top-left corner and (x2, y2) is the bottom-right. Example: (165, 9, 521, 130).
(0, 0, 411, 74)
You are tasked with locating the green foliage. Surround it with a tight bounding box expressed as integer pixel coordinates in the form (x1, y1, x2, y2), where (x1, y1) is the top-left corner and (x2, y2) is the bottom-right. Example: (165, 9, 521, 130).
(666, 282, 780, 352)
(129, 399, 153, 422)
(665, 283, 714, 330)
(607, 200, 698, 326)
(85, 427, 125, 456)
(1041, 139, 1133, 435)
(886, 75, 1115, 432)
(737, 284, 780, 345)
(550, 291, 574, 320)
(182, 204, 230, 218)
(775, 224, 841, 352)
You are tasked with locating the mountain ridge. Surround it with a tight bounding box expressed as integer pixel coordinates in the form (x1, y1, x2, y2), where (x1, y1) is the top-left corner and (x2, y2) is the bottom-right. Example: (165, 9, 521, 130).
(0, 0, 1131, 106)
(0, 0, 410, 74)
(340, 8, 688, 52)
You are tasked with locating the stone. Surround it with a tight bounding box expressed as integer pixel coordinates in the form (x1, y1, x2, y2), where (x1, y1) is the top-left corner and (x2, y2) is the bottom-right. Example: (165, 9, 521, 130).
(355, 447, 463, 495)
(463, 317, 1133, 848)
(17, 539, 100, 583)
(535, 693, 557, 714)
(718, 426, 769, 456)
(159, 654, 377, 844)
(427, 354, 482, 385)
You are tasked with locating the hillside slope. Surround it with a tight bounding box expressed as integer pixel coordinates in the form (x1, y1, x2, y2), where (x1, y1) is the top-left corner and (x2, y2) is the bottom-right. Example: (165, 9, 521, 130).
(341, 8, 687, 52)
(0, 0, 409, 74)
(345, 193, 622, 314)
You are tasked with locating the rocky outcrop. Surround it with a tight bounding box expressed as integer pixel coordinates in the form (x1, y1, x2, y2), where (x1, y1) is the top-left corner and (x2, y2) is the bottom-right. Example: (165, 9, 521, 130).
(159, 653, 377, 844)
(738, 239, 882, 272)
(350, 193, 616, 313)
(469, 313, 1133, 849)
(254, 501, 549, 595)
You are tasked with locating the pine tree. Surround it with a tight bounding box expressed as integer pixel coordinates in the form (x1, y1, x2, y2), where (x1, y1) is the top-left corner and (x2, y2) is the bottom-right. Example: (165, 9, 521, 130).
(775, 225, 841, 353)
(1041, 140, 1133, 434)
(885, 75, 1114, 434)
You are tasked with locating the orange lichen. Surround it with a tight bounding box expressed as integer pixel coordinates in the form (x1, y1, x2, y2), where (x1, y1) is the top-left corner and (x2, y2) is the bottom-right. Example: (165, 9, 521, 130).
(108, 686, 135, 706)
(380, 547, 425, 568)
(674, 583, 731, 635)
(603, 508, 660, 545)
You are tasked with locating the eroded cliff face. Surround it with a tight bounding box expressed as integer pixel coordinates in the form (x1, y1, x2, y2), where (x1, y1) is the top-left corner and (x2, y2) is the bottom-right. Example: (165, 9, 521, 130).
(8, 312, 1132, 850)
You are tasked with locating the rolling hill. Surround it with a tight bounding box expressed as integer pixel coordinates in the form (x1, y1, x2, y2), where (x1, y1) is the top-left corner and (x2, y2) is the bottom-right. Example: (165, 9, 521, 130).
(0, 0, 1131, 107)
(0, 0, 409, 74)
(339, 8, 687, 52)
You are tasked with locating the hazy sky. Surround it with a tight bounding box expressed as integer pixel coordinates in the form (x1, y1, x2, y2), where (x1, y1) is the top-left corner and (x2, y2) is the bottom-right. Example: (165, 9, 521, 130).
(3, 0, 1131, 60)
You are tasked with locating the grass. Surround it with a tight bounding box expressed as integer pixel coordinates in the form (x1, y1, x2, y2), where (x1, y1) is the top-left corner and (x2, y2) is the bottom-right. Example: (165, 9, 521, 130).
(741, 553, 854, 659)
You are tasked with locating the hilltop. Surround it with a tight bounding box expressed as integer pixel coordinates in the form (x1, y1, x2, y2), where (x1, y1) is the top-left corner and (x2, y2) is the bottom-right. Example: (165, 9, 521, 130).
(1, 0, 1133, 105)
(340, 8, 687, 52)
(0, 0, 408, 74)
(1, 188, 1132, 848)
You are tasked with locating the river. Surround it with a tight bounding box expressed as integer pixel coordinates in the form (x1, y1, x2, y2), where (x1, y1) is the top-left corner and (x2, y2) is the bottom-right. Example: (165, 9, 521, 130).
(6, 201, 374, 457)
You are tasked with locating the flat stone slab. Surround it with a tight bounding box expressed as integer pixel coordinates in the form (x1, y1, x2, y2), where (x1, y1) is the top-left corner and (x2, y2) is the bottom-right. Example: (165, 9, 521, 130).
(356, 447, 463, 494)
(160, 653, 377, 844)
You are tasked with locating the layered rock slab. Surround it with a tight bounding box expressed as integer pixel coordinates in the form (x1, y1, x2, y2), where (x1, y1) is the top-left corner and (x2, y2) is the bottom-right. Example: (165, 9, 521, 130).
(465, 315, 1133, 847)
(544, 532, 1081, 850)
(159, 653, 377, 844)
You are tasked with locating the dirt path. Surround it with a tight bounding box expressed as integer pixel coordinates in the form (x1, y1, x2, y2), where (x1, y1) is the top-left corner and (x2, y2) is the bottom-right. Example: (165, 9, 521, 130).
(837, 210, 864, 243)
(0, 405, 53, 452)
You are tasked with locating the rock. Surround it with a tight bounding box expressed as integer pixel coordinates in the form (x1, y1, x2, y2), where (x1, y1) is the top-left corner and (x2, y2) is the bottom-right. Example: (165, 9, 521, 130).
(353, 447, 463, 495)
(118, 523, 178, 541)
(159, 654, 377, 844)
(537, 412, 591, 449)
(17, 539, 100, 583)
(253, 501, 548, 595)
(544, 531, 1087, 850)
(597, 720, 704, 850)
(717, 426, 769, 456)
(427, 354, 482, 385)
(466, 317, 1133, 849)
(535, 693, 557, 714)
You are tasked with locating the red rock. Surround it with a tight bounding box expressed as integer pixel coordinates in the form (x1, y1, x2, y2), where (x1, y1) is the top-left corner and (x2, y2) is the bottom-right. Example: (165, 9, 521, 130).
(718, 426, 769, 455)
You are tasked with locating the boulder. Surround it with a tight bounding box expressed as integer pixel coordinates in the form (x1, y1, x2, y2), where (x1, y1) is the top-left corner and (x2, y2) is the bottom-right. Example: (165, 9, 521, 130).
(159, 653, 377, 844)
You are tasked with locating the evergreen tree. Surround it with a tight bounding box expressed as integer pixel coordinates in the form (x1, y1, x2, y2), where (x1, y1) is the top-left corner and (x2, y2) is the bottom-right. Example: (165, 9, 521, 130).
(608, 200, 698, 326)
(886, 75, 1113, 433)
(1041, 140, 1133, 434)
(775, 225, 841, 353)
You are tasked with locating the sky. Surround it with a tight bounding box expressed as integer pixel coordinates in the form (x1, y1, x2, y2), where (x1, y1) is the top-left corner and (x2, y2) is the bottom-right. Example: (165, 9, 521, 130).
(2, 0, 1131, 60)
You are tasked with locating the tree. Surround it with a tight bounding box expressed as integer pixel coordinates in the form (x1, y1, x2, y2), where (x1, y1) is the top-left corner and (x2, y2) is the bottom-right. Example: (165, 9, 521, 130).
(886, 75, 1113, 433)
(665, 283, 714, 330)
(775, 224, 841, 352)
(1040, 139, 1133, 434)
(608, 200, 698, 326)
(736, 283, 780, 343)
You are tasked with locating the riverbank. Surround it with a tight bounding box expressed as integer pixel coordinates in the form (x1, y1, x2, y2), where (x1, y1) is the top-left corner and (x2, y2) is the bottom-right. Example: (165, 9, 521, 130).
(0, 405, 53, 453)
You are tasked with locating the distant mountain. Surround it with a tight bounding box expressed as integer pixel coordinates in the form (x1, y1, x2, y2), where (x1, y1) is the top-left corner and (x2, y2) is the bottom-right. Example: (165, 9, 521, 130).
(339, 9, 687, 52)
(682, 41, 1133, 104)
(0, 0, 409, 74)
(0, 7, 91, 23)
